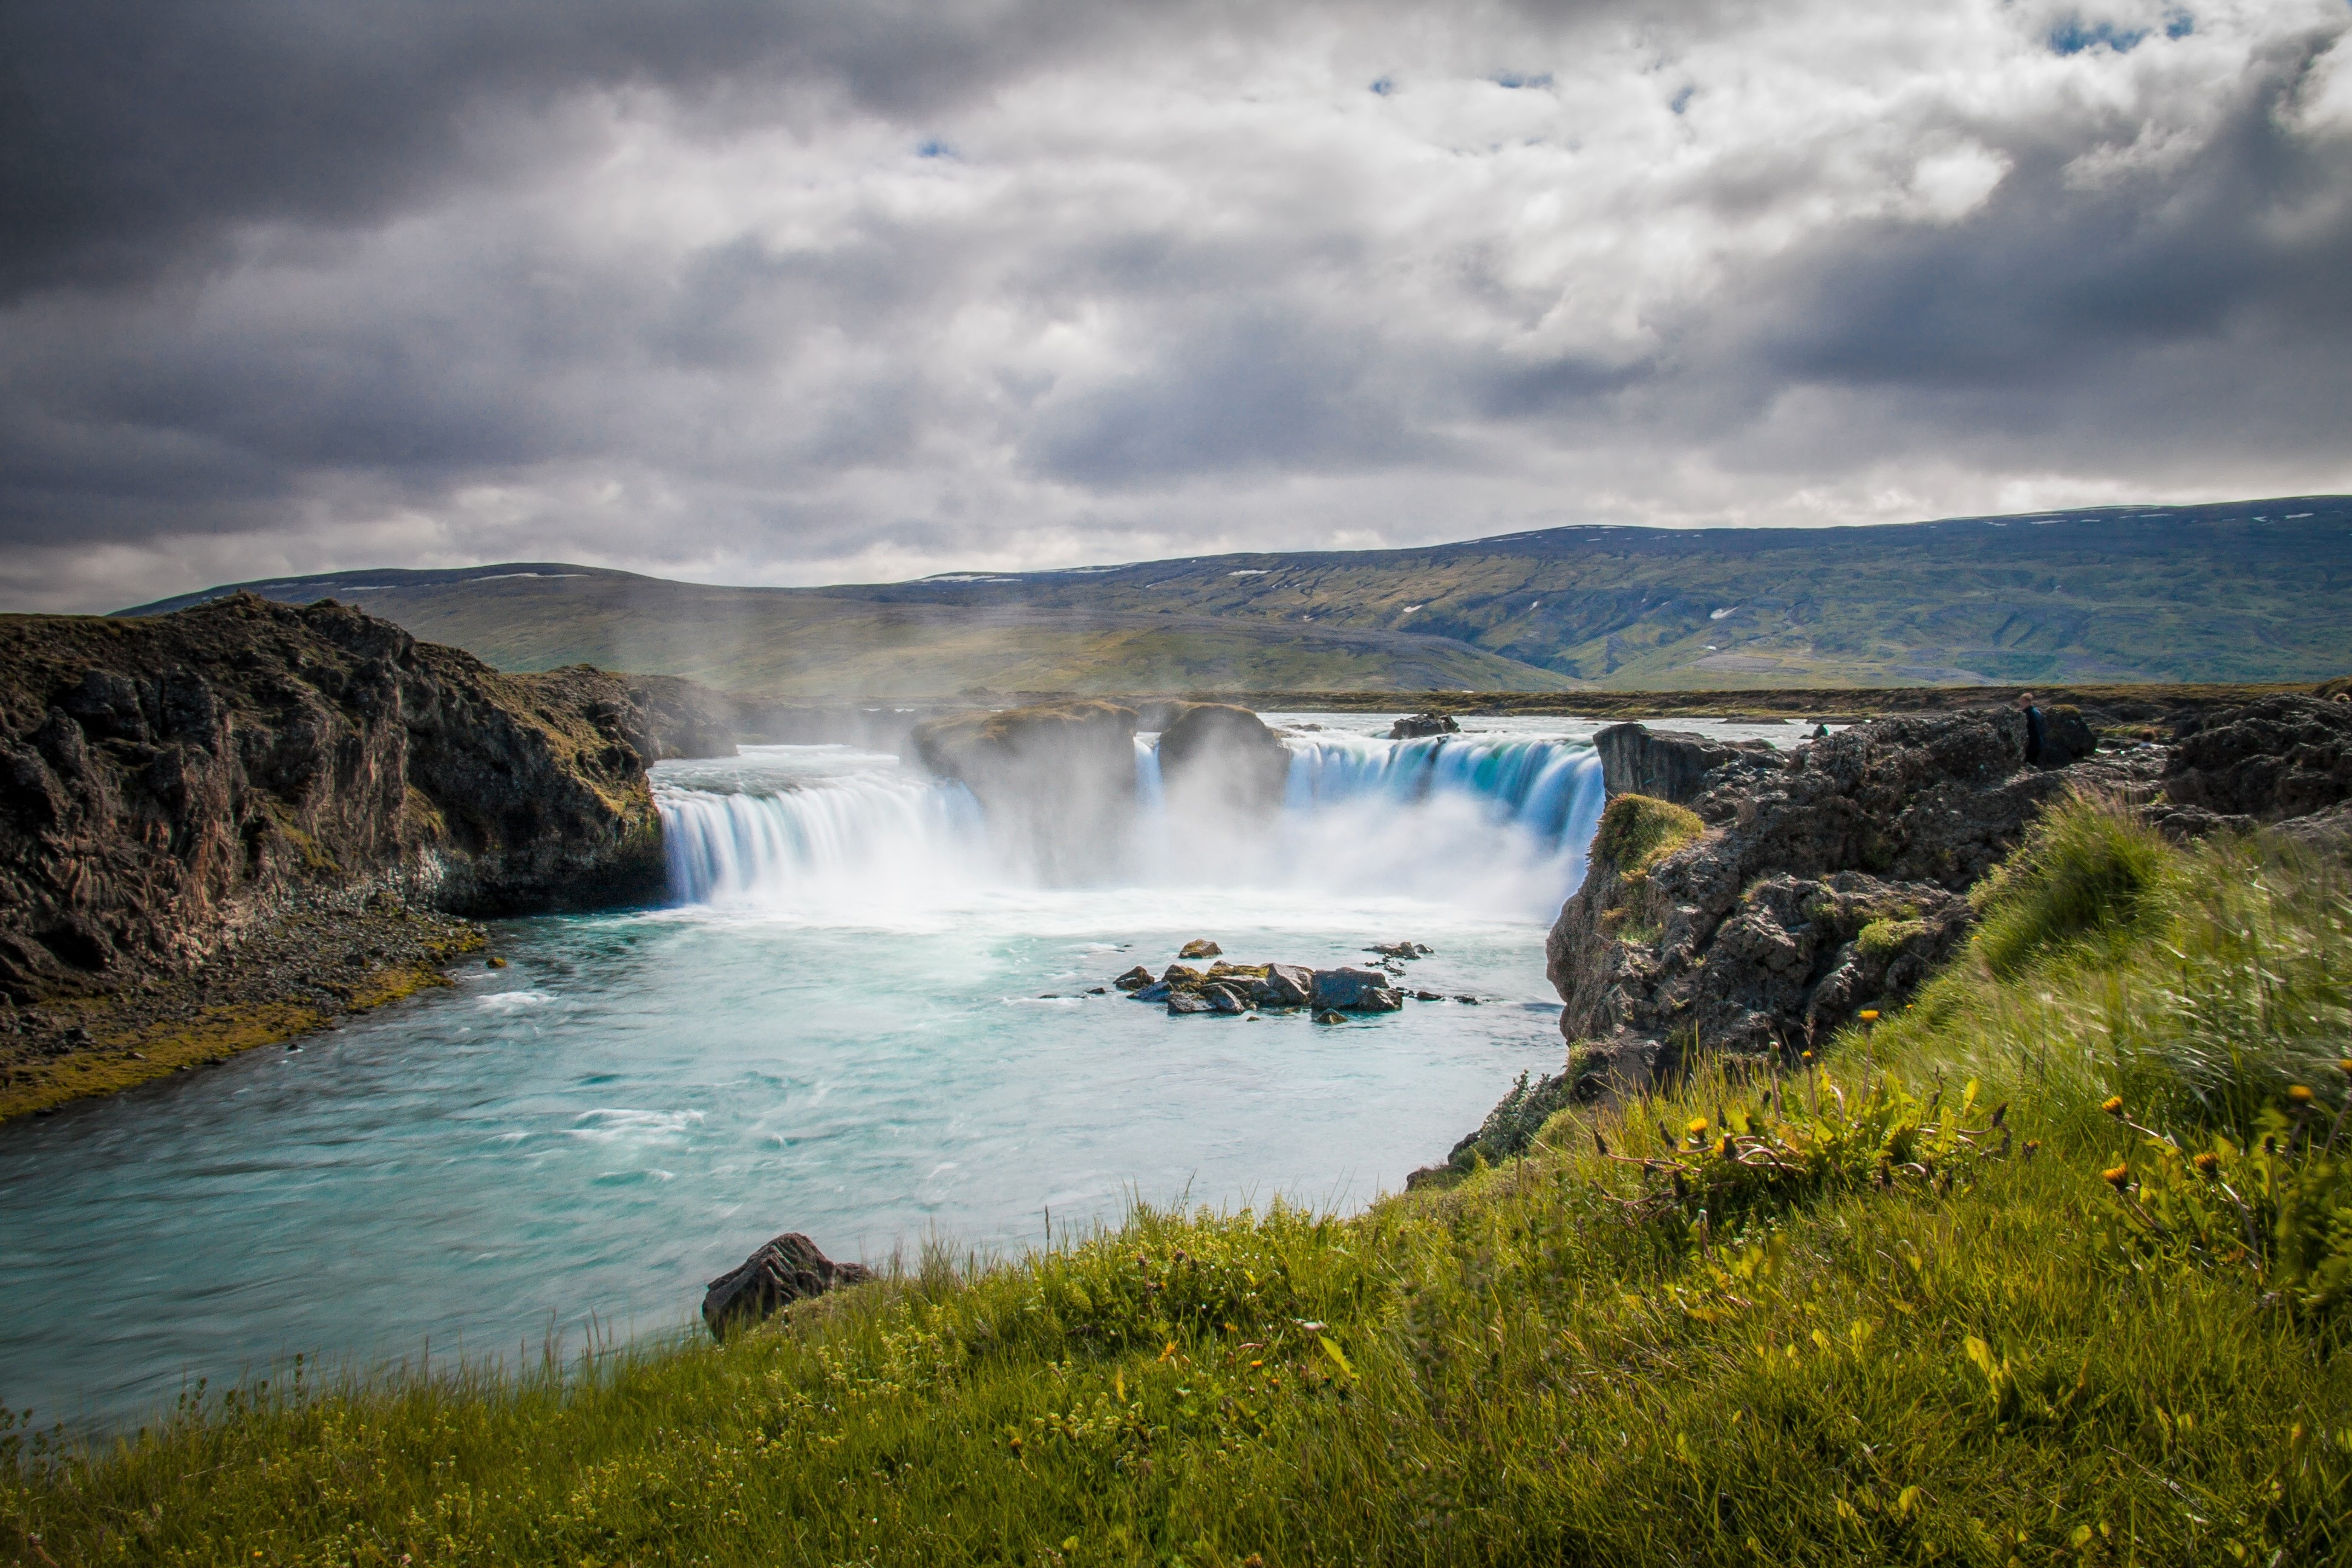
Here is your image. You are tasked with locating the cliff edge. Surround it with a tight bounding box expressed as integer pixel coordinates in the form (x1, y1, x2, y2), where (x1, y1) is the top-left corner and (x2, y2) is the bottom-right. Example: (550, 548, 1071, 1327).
(0, 592, 734, 1116)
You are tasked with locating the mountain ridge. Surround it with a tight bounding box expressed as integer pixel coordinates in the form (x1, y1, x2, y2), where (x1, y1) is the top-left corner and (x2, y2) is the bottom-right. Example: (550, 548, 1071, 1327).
(116, 495, 2352, 694)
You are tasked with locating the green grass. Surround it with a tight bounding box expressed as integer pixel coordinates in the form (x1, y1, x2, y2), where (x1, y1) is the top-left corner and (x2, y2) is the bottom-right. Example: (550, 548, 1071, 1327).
(1593, 793, 1705, 883)
(9, 805, 2352, 1565)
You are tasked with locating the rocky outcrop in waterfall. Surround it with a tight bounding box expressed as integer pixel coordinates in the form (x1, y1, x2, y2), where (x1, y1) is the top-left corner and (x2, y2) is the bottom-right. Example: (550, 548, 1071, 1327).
(1543, 711, 2161, 1098)
(0, 592, 736, 1116)
(1590, 723, 1769, 804)
(1156, 703, 1291, 820)
(910, 700, 1140, 880)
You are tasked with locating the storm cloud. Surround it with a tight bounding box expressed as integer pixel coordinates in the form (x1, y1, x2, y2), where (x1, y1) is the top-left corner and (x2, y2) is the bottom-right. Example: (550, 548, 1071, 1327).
(4, 0, 2349, 610)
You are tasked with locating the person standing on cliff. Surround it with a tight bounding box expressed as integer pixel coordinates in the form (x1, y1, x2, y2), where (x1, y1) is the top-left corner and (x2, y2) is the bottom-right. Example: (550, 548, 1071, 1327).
(2016, 691, 2046, 766)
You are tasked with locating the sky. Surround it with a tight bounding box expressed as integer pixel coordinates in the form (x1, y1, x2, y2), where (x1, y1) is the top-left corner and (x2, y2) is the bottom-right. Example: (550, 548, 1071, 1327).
(4, 0, 2350, 613)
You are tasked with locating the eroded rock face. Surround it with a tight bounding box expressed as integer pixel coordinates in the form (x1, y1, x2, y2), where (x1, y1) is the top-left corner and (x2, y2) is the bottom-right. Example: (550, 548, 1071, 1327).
(2163, 696, 2352, 823)
(1545, 712, 2159, 1096)
(702, 1232, 875, 1339)
(910, 700, 1138, 880)
(1592, 724, 1782, 805)
(0, 593, 734, 1004)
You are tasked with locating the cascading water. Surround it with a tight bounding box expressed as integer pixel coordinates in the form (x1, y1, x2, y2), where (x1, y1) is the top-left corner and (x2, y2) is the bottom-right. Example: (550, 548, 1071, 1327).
(658, 749, 985, 906)
(653, 722, 1608, 921)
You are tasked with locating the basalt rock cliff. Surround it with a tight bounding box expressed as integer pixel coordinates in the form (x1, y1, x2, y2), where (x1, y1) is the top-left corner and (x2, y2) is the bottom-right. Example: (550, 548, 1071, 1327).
(0, 592, 734, 1008)
(1544, 709, 2160, 1098)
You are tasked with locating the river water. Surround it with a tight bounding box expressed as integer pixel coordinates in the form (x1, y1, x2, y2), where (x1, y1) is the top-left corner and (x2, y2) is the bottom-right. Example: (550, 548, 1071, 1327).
(0, 713, 1799, 1431)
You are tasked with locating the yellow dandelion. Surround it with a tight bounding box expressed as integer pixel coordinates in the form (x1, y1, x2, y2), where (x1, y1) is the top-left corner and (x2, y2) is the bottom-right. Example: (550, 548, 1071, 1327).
(2289, 1084, 2316, 1106)
(2100, 1096, 2125, 1117)
(2339, 1059, 2352, 1079)
(1858, 1010, 1880, 1022)
(1687, 1116, 1710, 1136)
(2192, 1152, 2220, 1176)
(2102, 1164, 2131, 1189)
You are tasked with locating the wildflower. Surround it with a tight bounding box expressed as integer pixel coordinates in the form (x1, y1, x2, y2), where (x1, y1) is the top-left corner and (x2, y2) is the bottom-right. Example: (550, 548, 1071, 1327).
(2102, 1164, 2131, 1190)
(2288, 1084, 2315, 1106)
(2100, 1096, 2125, 1117)
(2339, 1059, 2352, 1079)
(1687, 1117, 1710, 1137)
(1858, 1010, 1880, 1022)
(2192, 1152, 2220, 1176)
(1802, 1050, 1814, 1062)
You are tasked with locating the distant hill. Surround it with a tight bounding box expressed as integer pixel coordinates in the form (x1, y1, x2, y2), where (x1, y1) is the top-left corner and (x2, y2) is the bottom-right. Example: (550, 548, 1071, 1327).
(119, 567, 1574, 697)
(121, 497, 2352, 694)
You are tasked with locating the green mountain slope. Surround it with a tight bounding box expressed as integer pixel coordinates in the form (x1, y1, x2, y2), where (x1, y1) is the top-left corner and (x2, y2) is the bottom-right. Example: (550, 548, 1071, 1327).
(124, 495, 2352, 691)
(838, 495, 2352, 687)
(123, 569, 1573, 697)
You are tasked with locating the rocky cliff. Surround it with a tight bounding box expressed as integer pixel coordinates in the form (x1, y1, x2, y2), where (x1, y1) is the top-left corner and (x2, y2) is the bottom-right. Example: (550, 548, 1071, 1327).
(1544, 709, 2158, 1097)
(0, 592, 734, 1114)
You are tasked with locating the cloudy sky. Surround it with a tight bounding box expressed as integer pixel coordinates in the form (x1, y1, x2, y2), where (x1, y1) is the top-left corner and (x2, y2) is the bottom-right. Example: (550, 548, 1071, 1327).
(4, 0, 2350, 612)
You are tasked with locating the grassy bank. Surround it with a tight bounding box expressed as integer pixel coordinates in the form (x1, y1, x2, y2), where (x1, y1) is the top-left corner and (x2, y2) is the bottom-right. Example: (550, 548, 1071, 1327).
(7, 804, 2351, 1565)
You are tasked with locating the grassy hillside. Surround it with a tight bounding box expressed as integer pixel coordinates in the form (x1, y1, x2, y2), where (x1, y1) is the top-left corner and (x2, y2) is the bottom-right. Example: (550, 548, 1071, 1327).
(10, 802, 2350, 1564)
(123, 569, 1573, 698)
(862, 496, 2352, 688)
(123, 497, 2352, 694)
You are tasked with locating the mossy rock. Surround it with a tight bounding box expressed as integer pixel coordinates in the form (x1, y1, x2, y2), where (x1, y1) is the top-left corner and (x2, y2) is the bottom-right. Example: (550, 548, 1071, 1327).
(1857, 916, 1929, 958)
(1594, 793, 1704, 883)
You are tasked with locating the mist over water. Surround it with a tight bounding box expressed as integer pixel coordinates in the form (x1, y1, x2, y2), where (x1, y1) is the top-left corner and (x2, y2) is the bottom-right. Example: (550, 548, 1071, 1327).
(0, 714, 1679, 1433)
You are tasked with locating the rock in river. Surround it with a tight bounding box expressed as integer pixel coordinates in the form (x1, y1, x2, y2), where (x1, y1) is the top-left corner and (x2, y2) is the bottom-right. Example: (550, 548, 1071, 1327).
(1112, 965, 1155, 990)
(1312, 967, 1405, 1011)
(1178, 938, 1223, 959)
(1264, 962, 1314, 1007)
(702, 1232, 875, 1339)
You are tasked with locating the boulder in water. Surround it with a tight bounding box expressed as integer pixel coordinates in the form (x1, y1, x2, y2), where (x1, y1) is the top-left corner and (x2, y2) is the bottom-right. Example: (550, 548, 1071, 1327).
(1112, 965, 1155, 990)
(1178, 938, 1222, 959)
(1314, 1008, 1347, 1025)
(702, 1232, 874, 1339)
(1312, 966, 1400, 1011)
(1367, 941, 1431, 961)
(1160, 963, 1203, 988)
(1390, 713, 1460, 740)
(1204, 983, 1247, 1014)
(1131, 981, 1172, 1002)
(1264, 963, 1314, 1007)
(1168, 991, 1215, 1016)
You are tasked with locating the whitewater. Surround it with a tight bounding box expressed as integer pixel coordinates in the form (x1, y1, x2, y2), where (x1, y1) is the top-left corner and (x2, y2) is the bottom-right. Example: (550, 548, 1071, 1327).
(0, 713, 1782, 1430)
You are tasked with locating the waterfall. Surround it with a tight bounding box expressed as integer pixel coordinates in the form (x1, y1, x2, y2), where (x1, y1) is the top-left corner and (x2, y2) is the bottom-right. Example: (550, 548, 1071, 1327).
(654, 731, 1607, 920)
(1281, 734, 1602, 848)
(1267, 734, 1607, 916)
(657, 752, 985, 906)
